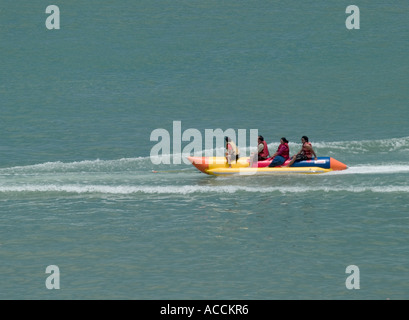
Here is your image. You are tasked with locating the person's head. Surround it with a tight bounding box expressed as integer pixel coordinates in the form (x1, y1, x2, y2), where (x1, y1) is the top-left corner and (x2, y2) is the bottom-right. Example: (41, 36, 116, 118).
(281, 137, 288, 144)
(225, 136, 231, 143)
(301, 136, 309, 143)
(258, 135, 264, 143)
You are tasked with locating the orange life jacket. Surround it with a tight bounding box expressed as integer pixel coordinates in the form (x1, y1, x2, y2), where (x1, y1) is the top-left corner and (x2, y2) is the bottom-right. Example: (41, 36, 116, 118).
(302, 142, 312, 159)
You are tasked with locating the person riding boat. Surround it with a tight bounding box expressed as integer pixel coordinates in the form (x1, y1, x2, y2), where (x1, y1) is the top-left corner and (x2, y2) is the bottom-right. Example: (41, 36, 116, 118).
(268, 137, 290, 167)
(225, 136, 240, 168)
(284, 136, 317, 167)
(250, 135, 270, 167)
(257, 135, 270, 161)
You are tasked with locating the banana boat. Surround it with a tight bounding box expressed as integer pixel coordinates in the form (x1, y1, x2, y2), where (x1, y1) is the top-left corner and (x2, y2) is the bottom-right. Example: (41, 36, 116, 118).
(187, 156, 347, 176)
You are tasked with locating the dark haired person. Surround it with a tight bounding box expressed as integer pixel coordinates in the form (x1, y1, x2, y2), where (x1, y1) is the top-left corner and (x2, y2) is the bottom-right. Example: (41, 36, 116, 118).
(225, 137, 240, 168)
(250, 135, 270, 167)
(284, 136, 317, 167)
(256, 135, 270, 161)
(268, 137, 290, 167)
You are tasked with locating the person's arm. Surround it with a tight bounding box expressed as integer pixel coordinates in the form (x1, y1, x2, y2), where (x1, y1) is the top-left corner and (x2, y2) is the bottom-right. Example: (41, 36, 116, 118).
(311, 147, 317, 159)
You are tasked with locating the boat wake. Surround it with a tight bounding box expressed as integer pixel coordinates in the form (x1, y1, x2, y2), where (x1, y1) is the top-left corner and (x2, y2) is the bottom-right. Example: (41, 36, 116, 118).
(327, 164, 409, 175)
(1, 184, 409, 195)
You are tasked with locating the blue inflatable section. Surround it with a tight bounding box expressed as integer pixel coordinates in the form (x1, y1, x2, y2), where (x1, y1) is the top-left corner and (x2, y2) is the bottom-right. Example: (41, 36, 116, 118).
(290, 157, 331, 169)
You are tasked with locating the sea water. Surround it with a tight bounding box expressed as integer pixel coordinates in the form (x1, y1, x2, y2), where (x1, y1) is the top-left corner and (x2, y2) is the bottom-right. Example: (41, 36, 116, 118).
(1, 0, 409, 299)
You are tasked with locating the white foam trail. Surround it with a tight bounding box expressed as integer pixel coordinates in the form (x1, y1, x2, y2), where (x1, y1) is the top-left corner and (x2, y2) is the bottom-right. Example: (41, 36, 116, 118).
(328, 165, 409, 175)
(1, 184, 409, 194)
(313, 136, 409, 153)
(0, 157, 150, 173)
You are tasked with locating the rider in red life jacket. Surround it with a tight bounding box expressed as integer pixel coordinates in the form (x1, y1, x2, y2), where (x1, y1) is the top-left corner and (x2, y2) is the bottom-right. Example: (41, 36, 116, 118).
(257, 135, 270, 161)
(250, 135, 270, 167)
(268, 137, 290, 167)
(284, 136, 317, 167)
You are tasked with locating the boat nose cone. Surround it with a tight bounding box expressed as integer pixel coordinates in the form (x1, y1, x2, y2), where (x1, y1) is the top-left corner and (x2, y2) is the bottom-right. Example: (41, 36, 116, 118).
(330, 157, 348, 171)
(187, 156, 209, 174)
